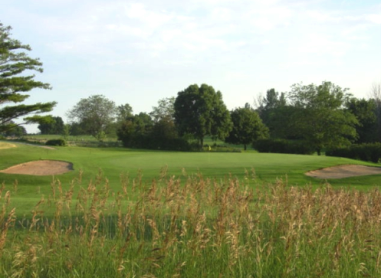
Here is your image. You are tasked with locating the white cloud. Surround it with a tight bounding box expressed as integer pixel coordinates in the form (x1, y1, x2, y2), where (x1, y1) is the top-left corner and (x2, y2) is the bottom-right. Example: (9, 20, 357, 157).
(296, 34, 348, 56)
(366, 14, 381, 24)
(1, 0, 380, 126)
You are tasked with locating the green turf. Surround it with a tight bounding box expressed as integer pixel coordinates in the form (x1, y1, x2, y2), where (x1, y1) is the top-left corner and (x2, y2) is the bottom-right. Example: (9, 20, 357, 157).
(1, 142, 380, 192)
(1, 142, 381, 277)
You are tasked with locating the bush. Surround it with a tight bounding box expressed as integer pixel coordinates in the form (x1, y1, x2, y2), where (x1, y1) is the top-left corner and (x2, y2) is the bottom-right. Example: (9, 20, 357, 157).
(203, 144, 242, 153)
(326, 143, 381, 163)
(46, 139, 67, 146)
(119, 133, 191, 151)
(253, 139, 315, 155)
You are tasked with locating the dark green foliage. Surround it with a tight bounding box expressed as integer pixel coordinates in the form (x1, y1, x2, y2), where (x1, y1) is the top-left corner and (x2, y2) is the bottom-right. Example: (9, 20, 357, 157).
(225, 106, 269, 150)
(67, 95, 117, 138)
(1, 121, 26, 136)
(287, 82, 358, 155)
(203, 144, 242, 152)
(0, 22, 56, 133)
(326, 143, 381, 163)
(345, 98, 378, 143)
(38, 116, 65, 134)
(45, 138, 67, 146)
(174, 84, 232, 148)
(116, 119, 135, 146)
(256, 83, 360, 155)
(116, 103, 133, 122)
(116, 113, 153, 146)
(117, 114, 191, 151)
(135, 136, 191, 151)
(118, 131, 190, 151)
(256, 89, 288, 138)
(253, 139, 316, 155)
(150, 97, 175, 122)
(67, 122, 87, 136)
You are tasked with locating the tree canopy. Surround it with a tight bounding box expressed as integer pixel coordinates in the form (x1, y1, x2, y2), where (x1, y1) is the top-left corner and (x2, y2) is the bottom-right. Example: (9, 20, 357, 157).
(174, 84, 232, 147)
(256, 89, 288, 138)
(225, 105, 269, 150)
(116, 104, 133, 122)
(287, 81, 358, 155)
(38, 116, 65, 134)
(0, 22, 56, 133)
(67, 95, 116, 138)
(345, 98, 377, 143)
(150, 97, 175, 122)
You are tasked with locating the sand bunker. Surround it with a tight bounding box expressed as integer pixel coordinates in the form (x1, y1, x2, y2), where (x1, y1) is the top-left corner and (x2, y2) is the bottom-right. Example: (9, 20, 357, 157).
(306, 165, 381, 179)
(0, 142, 17, 149)
(0, 160, 73, 176)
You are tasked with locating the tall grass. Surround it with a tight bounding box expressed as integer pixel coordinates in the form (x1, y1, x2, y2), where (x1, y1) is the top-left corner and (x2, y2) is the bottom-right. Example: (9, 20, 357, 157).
(0, 169, 380, 277)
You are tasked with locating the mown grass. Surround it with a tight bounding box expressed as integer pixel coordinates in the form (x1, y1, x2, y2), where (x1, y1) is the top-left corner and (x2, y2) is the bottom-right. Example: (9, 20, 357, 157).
(0, 142, 380, 210)
(1, 143, 381, 276)
(1, 142, 380, 189)
(0, 169, 380, 277)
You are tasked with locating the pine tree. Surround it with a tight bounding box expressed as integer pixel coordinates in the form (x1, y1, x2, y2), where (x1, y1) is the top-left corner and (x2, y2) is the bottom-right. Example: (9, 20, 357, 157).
(0, 22, 56, 133)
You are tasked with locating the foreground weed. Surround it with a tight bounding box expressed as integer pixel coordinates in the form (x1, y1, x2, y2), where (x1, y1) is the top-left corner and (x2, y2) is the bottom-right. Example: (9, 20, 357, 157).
(0, 170, 380, 277)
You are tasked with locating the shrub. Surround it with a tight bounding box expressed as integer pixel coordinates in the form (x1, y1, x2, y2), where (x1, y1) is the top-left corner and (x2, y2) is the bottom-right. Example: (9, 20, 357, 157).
(119, 133, 191, 151)
(253, 139, 315, 155)
(326, 143, 381, 163)
(203, 144, 242, 153)
(45, 139, 67, 146)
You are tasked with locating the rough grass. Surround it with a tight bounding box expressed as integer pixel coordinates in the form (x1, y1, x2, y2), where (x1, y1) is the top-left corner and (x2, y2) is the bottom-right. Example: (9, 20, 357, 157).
(0, 170, 380, 277)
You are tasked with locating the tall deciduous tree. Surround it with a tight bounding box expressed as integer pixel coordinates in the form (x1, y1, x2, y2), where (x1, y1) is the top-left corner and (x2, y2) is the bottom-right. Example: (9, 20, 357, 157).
(116, 104, 133, 122)
(256, 89, 288, 138)
(3, 121, 26, 136)
(288, 81, 358, 155)
(150, 97, 175, 122)
(38, 116, 64, 134)
(369, 82, 381, 141)
(174, 84, 232, 148)
(225, 106, 269, 150)
(345, 98, 377, 143)
(116, 112, 153, 147)
(67, 95, 116, 138)
(0, 22, 56, 133)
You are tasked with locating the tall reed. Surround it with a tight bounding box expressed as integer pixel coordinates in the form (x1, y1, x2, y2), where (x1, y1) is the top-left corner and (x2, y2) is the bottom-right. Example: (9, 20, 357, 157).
(0, 169, 380, 277)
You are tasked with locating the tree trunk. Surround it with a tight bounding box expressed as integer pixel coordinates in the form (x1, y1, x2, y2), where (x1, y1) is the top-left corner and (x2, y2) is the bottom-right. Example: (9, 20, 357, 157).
(244, 144, 247, 150)
(317, 148, 321, 156)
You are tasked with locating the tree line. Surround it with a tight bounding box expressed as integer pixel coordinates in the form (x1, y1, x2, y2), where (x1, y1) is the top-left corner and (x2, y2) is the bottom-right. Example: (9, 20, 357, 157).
(60, 81, 381, 154)
(2, 21, 381, 155)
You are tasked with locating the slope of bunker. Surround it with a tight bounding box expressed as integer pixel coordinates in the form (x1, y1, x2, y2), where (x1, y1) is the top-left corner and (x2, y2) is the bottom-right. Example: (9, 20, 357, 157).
(0, 160, 73, 176)
(306, 165, 381, 179)
(0, 142, 17, 149)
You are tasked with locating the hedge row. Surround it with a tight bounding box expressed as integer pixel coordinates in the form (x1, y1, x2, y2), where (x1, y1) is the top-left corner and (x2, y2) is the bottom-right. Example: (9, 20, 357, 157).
(253, 139, 315, 155)
(45, 139, 67, 146)
(120, 134, 192, 151)
(203, 144, 242, 153)
(326, 143, 381, 163)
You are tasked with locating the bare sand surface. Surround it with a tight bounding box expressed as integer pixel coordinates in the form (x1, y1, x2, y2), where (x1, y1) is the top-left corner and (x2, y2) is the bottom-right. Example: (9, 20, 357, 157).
(1, 159, 380, 179)
(0, 142, 17, 149)
(0, 160, 73, 176)
(306, 164, 381, 179)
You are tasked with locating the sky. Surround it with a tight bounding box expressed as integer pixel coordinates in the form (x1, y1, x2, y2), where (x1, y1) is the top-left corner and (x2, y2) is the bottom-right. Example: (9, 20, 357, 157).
(1, 0, 380, 133)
